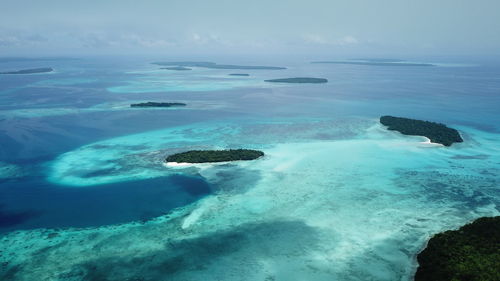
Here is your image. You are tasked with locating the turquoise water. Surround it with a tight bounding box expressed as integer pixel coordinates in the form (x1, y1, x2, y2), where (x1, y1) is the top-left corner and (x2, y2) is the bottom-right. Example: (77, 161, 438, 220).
(0, 57, 499, 280)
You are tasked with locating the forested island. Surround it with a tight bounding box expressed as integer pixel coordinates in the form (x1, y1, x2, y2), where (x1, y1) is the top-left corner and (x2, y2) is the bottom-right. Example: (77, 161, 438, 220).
(415, 216, 499, 281)
(130, 102, 186, 108)
(229, 73, 250, 76)
(161, 66, 191, 71)
(166, 149, 264, 163)
(0, 67, 53, 74)
(380, 116, 463, 146)
(265, 77, 328, 83)
(152, 61, 286, 70)
(312, 60, 434, 67)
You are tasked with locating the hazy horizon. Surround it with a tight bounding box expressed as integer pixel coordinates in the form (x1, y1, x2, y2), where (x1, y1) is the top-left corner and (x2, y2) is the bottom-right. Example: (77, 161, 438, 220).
(1, 0, 500, 58)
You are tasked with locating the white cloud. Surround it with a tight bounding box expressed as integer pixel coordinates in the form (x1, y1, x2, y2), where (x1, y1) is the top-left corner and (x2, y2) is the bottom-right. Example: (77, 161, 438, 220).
(302, 34, 359, 46)
(338, 36, 358, 45)
(0, 34, 48, 47)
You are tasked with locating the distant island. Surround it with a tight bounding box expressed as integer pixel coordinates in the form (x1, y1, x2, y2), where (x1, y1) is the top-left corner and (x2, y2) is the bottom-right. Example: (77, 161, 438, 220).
(152, 61, 286, 70)
(166, 149, 264, 163)
(229, 73, 250, 76)
(380, 116, 463, 146)
(0, 67, 53, 74)
(161, 66, 191, 71)
(351, 58, 405, 63)
(0, 57, 77, 63)
(130, 102, 186, 108)
(312, 60, 434, 67)
(265, 77, 328, 84)
(415, 216, 499, 281)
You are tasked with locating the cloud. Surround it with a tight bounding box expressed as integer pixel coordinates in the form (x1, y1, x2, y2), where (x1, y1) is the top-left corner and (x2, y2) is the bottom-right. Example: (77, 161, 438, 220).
(0, 36, 20, 46)
(302, 34, 359, 46)
(0, 33, 48, 47)
(338, 36, 358, 45)
(188, 32, 232, 47)
(119, 34, 175, 48)
(303, 34, 328, 44)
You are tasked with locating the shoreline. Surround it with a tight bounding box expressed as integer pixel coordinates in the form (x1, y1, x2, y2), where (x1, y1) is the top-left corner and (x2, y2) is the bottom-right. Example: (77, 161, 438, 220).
(163, 157, 264, 168)
(419, 137, 444, 147)
(164, 162, 193, 167)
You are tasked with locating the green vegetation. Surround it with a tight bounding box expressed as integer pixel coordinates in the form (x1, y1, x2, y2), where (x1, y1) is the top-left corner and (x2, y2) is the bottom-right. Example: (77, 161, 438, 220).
(152, 61, 286, 70)
(130, 102, 186, 108)
(380, 116, 463, 146)
(161, 66, 191, 71)
(229, 73, 250, 76)
(264, 77, 328, 83)
(415, 216, 500, 281)
(166, 149, 264, 163)
(0, 67, 53, 74)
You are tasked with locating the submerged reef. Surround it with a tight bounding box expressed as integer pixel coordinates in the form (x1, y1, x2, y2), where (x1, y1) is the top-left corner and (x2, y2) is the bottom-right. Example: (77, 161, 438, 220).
(415, 216, 500, 281)
(0, 67, 53, 74)
(0, 220, 319, 280)
(380, 116, 463, 146)
(130, 102, 187, 108)
(2, 122, 499, 280)
(229, 73, 250, 76)
(264, 77, 328, 83)
(0, 162, 24, 180)
(161, 66, 192, 71)
(166, 149, 264, 163)
(152, 61, 286, 70)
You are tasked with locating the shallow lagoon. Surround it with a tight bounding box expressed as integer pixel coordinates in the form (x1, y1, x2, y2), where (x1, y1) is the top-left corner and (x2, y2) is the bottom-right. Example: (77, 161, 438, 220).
(0, 57, 499, 280)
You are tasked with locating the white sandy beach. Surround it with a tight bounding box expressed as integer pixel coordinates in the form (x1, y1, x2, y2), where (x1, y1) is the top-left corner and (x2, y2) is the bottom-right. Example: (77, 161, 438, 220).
(419, 137, 444, 147)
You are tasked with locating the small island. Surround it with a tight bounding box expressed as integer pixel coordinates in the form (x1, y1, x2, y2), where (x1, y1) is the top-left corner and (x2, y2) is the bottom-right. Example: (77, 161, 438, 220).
(264, 77, 328, 84)
(166, 149, 264, 163)
(415, 216, 499, 281)
(0, 67, 53, 74)
(229, 73, 250, 76)
(130, 102, 186, 108)
(161, 66, 191, 71)
(380, 116, 463, 146)
(152, 61, 286, 70)
(312, 60, 434, 67)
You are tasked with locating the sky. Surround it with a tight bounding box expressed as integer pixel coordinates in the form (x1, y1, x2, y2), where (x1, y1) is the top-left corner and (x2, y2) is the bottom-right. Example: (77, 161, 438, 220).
(1, 0, 500, 58)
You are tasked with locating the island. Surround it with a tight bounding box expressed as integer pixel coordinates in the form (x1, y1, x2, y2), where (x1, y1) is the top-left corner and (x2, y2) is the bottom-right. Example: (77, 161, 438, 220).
(380, 116, 463, 146)
(166, 149, 264, 163)
(415, 216, 499, 281)
(152, 61, 286, 70)
(352, 58, 405, 63)
(130, 102, 186, 108)
(312, 60, 434, 67)
(229, 73, 250, 76)
(264, 77, 328, 84)
(0, 67, 53, 74)
(161, 66, 191, 71)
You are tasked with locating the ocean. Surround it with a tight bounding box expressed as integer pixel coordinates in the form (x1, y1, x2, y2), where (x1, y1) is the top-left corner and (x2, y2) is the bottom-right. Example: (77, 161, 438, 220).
(0, 57, 499, 280)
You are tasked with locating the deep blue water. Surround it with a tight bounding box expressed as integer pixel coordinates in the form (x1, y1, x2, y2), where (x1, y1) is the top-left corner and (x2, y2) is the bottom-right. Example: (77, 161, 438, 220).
(0, 175, 211, 232)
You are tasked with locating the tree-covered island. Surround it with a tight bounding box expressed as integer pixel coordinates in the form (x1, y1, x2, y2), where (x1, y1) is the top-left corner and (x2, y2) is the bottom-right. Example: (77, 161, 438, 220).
(264, 77, 328, 83)
(415, 216, 499, 281)
(380, 116, 463, 146)
(166, 149, 264, 163)
(0, 67, 53, 74)
(152, 61, 286, 70)
(312, 60, 434, 67)
(160, 66, 191, 71)
(130, 102, 186, 108)
(229, 73, 250, 76)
